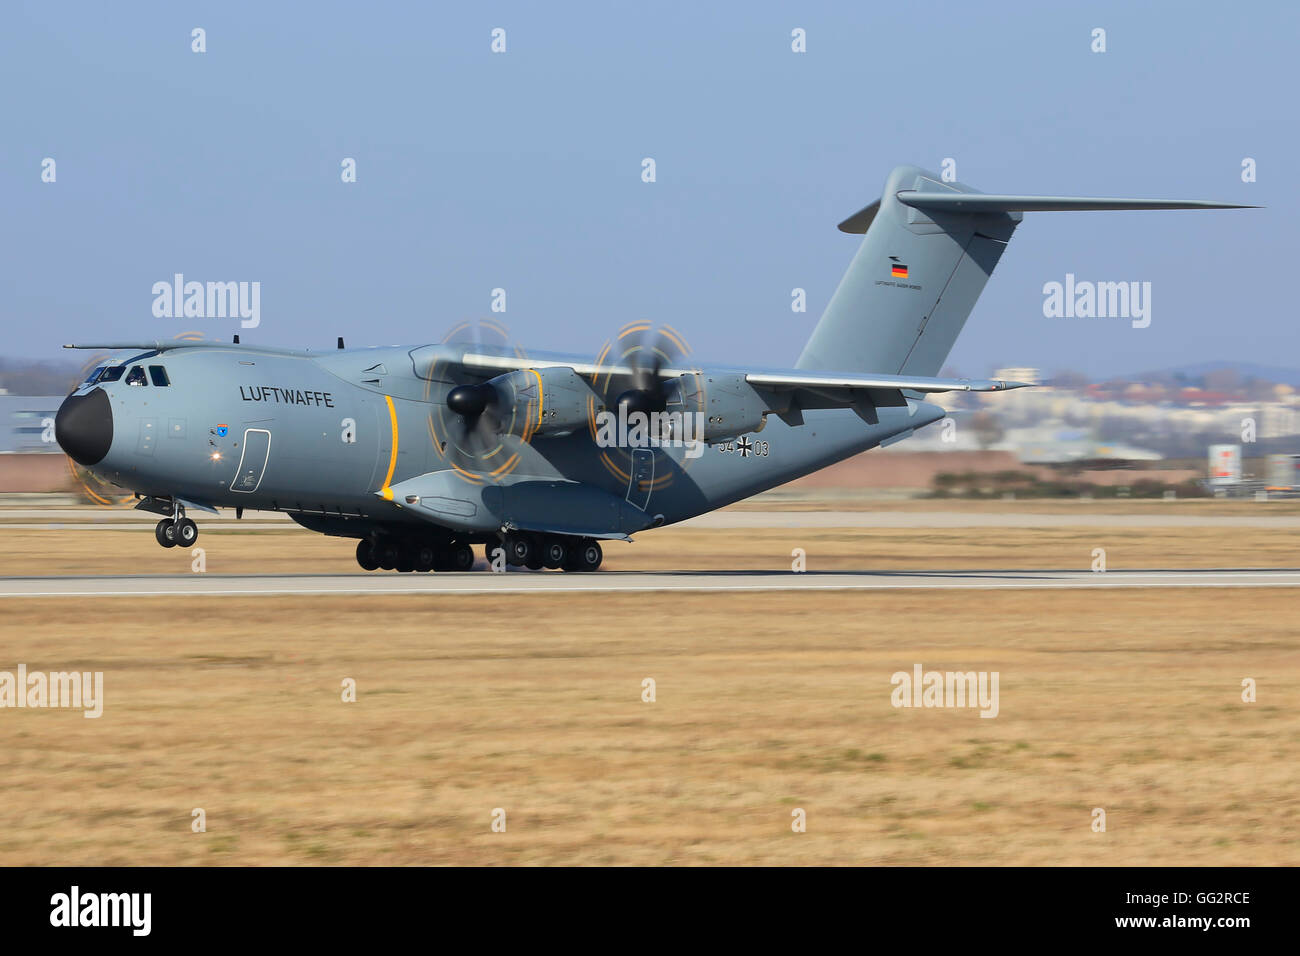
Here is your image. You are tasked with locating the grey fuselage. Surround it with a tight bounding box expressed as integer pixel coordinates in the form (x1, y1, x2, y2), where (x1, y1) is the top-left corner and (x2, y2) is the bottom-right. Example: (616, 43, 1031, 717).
(65, 343, 942, 541)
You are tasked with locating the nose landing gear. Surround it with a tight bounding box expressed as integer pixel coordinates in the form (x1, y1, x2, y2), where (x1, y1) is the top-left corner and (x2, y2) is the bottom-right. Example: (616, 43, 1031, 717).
(153, 501, 198, 549)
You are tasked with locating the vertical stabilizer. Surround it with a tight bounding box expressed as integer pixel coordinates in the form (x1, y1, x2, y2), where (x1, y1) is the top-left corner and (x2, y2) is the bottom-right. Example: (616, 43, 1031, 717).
(796, 165, 1020, 376)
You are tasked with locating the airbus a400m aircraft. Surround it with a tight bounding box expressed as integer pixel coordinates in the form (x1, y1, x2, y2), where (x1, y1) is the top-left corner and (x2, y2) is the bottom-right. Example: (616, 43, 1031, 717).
(54, 165, 1249, 572)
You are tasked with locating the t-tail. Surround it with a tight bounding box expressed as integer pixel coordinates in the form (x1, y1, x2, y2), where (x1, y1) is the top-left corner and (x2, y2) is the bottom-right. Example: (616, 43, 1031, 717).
(795, 164, 1254, 377)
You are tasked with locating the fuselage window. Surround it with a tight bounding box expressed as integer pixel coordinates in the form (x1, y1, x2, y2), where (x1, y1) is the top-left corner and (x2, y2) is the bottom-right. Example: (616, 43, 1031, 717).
(98, 366, 125, 383)
(125, 366, 148, 387)
(148, 365, 170, 387)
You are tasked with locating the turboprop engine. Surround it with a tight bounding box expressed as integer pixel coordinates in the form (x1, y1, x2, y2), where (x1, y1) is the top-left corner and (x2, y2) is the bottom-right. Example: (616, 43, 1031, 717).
(446, 365, 594, 440)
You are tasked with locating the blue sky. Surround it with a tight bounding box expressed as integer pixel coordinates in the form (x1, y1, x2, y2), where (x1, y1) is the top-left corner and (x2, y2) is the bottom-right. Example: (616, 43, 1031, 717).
(1, 0, 1291, 376)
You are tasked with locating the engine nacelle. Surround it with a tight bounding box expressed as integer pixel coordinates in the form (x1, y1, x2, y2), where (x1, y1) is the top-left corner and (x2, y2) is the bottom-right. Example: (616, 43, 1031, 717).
(488, 366, 594, 439)
(676, 372, 769, 442)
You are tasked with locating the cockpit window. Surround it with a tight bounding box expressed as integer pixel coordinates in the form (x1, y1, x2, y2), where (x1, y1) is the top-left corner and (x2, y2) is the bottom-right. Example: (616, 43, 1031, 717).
(82, 365, 107, 384)
(98, 366, 125, 383)
(148, 365, 170, 387)
(124, 366, 148, 387)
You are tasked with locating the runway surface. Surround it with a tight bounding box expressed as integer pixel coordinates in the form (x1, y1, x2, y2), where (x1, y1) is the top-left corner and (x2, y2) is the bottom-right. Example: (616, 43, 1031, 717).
(3, 568, 1300, 597)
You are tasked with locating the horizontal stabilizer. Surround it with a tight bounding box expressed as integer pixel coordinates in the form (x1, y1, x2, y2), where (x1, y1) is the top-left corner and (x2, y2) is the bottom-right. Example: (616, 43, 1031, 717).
(837, 200, 881, 234)
(895, 192, 1256, 213)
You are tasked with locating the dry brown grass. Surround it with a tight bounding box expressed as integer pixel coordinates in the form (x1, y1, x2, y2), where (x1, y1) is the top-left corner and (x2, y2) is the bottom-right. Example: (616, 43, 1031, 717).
(0, 588, 1296, 866)
(0, 521, 1295, 576)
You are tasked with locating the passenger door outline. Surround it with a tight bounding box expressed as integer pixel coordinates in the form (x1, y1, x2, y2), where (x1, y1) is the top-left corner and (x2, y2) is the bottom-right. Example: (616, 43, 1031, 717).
(230, 428, 272, 494)
(626, 448, 654, 511)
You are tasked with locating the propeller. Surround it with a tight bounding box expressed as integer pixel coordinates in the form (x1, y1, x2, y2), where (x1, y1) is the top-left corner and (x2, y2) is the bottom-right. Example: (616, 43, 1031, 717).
(430, 320, 526, 477)
(446, 382, 496, 419)
(586, 322, 709, 490)
(600, 323, 688, 423)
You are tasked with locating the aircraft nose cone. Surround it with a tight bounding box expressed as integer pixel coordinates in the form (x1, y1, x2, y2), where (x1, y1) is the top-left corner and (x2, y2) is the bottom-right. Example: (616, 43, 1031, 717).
(55, 387, 113, 466)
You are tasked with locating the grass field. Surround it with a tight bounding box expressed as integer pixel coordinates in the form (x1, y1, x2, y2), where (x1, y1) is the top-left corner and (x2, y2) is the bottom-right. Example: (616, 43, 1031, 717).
(1, 585, 1297, 866)
(0, 520, 1297, 576)
(2, 503, 1297, 865)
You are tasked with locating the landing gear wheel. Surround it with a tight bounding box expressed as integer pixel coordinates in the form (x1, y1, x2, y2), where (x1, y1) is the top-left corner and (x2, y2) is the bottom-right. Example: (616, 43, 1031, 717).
(154, 519, 178, 548)
(448, 543, 475, 571)
(415, 545, 437, 573)
(541, 537, 567, 570)
(571, 539, 602, 572)
(356, 539, 379, 571)
(395, 545, 416, 573)
(377, 542, 398, 571)
(503, 533, 534, 568)
(176, 518, 198, 547)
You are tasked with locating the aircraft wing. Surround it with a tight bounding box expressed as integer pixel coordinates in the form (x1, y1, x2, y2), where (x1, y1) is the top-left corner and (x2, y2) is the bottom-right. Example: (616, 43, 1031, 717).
(737, 369, 1029, 424)
(460, 351, 1029, 395)
(743, 370, 1030, 394)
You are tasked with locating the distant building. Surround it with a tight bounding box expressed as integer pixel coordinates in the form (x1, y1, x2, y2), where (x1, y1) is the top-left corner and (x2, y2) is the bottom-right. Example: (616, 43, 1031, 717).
(0, 396, 64, 453)
(1260, 404, 1300, 438)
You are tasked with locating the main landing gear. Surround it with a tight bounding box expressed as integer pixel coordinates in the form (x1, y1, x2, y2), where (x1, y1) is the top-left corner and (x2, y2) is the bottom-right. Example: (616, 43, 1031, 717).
(489, 533, 602, 572)
(153, 502, 198, 549)
(355, 538, 475, 573)
(354, 533, 604, 572)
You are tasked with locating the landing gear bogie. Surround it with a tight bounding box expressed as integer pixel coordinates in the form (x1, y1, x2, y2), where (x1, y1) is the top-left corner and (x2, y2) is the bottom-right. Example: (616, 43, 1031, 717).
(154, 517, 197, 549)
(355, 533, 601, 573)
(356, 537, 479, 572)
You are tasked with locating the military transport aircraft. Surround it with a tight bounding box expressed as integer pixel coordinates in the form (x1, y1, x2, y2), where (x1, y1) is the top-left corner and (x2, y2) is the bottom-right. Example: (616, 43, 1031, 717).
(54, 165, 1250, 572)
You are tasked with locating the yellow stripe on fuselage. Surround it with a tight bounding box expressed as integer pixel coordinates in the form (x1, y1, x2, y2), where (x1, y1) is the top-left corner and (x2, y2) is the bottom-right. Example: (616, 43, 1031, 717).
(528, 368, 544, 442)
(381, 394, 399, 500)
